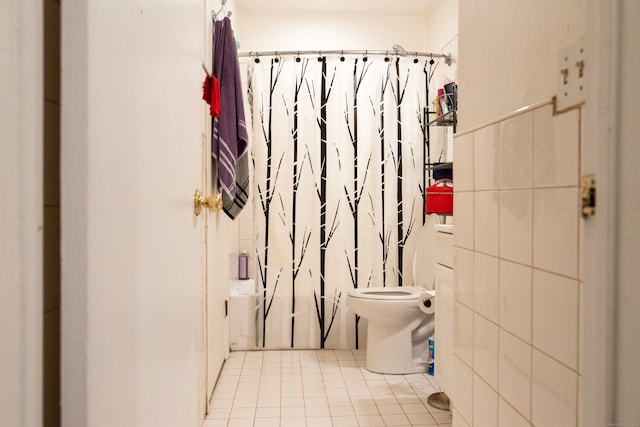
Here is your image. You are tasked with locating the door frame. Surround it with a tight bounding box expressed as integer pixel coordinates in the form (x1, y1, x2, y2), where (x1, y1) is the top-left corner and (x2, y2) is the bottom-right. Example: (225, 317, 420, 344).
(582, 0, 640, 425)
(0, 0, 43, 425)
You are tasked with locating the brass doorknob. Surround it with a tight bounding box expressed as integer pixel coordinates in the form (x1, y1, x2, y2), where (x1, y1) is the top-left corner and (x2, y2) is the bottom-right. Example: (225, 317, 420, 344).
(194, 189, 222, 216)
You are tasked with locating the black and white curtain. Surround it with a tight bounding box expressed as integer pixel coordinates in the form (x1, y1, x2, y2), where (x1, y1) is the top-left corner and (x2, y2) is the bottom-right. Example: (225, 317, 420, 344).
(249, 55, 432, 349)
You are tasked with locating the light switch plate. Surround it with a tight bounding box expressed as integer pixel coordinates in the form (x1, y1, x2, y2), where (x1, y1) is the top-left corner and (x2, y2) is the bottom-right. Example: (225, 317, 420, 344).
(557, 38, 585, 111)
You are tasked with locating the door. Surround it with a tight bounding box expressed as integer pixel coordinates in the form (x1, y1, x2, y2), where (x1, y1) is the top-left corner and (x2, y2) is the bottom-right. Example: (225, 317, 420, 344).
(60, 1, 212, 426)
(581, 1, 640, 424)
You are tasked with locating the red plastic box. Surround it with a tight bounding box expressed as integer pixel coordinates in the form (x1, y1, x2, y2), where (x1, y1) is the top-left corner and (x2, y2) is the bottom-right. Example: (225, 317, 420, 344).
(425, 179, 453, 215)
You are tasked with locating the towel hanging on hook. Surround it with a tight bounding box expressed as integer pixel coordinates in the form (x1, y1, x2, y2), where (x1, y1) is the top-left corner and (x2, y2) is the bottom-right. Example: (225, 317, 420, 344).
(212, 0, 232, 21)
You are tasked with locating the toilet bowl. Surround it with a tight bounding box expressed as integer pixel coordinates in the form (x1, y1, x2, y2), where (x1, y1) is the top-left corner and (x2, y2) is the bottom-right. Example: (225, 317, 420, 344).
(347, 214, 439, 374)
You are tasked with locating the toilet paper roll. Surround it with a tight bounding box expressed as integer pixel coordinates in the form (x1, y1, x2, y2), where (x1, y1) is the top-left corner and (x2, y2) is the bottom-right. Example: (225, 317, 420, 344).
(418, 291, 436, 315)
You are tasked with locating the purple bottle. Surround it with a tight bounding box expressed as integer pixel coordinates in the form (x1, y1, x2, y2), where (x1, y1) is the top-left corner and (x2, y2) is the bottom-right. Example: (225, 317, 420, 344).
(238, 250, 249, 280)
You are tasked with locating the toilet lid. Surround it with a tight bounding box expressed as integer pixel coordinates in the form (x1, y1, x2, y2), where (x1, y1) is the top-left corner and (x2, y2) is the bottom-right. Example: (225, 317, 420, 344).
(412, 214, 440, 290)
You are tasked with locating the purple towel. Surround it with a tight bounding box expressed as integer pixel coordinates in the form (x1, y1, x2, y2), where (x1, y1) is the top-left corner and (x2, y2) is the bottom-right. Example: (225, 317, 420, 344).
(212, 17, 248, 203)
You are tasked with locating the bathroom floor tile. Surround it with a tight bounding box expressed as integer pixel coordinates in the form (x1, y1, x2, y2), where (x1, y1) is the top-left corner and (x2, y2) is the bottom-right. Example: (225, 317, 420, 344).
(332, 415, 360, 426)
(207, 350, 454, 426)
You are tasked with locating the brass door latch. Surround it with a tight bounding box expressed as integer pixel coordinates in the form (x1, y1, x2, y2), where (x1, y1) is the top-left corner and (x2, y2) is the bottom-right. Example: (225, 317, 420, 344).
(581, 175, 596, 218)
(194, 189, 222, 216)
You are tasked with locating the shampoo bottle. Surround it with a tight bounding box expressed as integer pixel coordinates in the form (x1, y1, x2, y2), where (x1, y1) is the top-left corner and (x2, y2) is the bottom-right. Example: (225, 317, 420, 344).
(238, 250, 249, 280)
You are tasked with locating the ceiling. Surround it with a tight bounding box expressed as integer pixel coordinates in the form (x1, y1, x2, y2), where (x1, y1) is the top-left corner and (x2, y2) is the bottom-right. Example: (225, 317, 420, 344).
(235, 0, 438, 15)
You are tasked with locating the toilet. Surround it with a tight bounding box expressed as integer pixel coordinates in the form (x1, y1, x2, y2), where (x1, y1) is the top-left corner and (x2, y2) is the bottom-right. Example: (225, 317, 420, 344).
(347, 215, 439, 374)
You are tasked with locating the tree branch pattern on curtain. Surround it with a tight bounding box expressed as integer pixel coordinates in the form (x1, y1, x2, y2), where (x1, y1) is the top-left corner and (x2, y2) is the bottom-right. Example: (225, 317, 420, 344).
(250, 55, 431, 349)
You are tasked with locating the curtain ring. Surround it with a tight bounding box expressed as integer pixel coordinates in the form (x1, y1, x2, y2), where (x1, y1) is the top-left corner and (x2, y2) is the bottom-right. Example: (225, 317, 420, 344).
(295, 50, 301, 63)
(274, 51, 279, 63)
(363, 50, 368, 62)
(340, 49, 345, 62)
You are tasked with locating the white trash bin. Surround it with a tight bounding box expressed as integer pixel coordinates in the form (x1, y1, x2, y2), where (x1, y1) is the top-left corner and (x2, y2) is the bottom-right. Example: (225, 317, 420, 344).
(229, 279, 257, 350)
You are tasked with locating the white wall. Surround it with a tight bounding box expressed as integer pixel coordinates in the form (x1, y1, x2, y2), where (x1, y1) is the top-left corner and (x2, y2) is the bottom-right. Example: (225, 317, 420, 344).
(424, 0, 458, 87)
(424, 2, 459, 164)
(236, 10, 427, 53)
(458, 0, 585, 130)
(454, 1, 586, 426)
(423, 0, 458, 55)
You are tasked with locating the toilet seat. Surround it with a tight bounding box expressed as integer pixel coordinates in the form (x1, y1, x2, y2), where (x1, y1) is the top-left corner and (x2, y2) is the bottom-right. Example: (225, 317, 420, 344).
(348, 286, 426, 300)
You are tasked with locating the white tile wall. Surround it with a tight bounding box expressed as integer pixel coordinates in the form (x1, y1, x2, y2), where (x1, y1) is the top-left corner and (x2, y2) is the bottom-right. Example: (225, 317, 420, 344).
(452, 104, 581, 427)
(498, 330, 531, 419)
(500, 113, 533, 190)
(454, 248, 474, 308)
(453, 301, 474, 366)
(499, 189, 532, 265)
(472, 253, 499, 323)
(453, 132, 474, 192)
(473, 124, 500, 191)
(499, 260, 532, 343)
(498, 398, 530, 427)
(533, 106, 580, 188)
(453, 356, 473, 426)
(231, 202, 256, 280)
(472, 374, 498, 427)
(472, 314, 498, 389)
(452, 410, 471, 427)
(532, 270, 578, 370)
(453, 192, 474, 250)
(533, 187, 579, 278)
(531, 349, 578, 427)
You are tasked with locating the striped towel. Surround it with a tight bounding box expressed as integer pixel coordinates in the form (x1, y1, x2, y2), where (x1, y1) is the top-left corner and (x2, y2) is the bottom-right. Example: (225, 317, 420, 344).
(212, 17, 249, 219)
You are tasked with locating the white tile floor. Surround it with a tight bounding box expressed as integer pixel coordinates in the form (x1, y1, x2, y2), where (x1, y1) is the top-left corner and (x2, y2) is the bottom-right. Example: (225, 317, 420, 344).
(203, 350, 452, 427)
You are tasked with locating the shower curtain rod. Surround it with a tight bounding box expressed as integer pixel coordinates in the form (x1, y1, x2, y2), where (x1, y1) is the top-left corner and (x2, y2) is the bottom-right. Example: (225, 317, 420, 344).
(238, 49, 452, 66)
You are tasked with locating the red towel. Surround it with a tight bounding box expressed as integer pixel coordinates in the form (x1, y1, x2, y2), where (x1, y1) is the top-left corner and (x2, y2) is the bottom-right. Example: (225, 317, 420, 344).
(202, 75, 221, 118)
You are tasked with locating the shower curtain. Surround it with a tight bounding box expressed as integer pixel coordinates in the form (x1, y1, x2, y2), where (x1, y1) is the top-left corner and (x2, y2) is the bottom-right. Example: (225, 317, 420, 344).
(249, 55, 431, 350)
